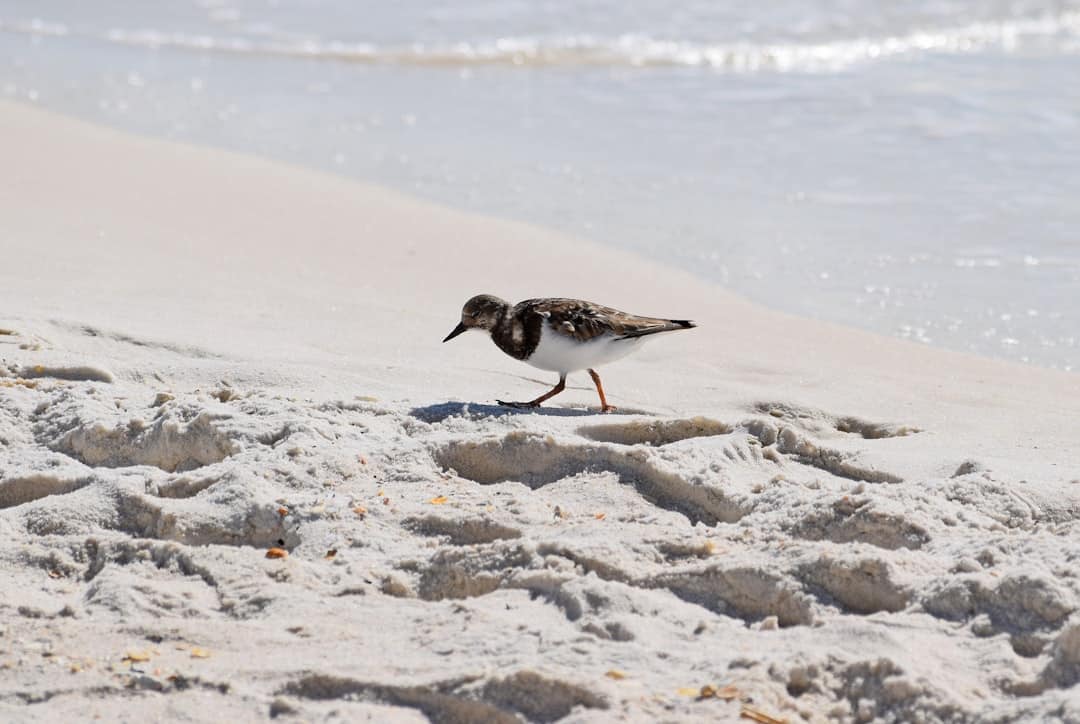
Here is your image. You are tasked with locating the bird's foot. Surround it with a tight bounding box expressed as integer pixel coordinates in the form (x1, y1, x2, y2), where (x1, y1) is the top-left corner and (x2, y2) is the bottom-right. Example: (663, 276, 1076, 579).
(600, 405, 617, 414)
(496, 399, 540, 410)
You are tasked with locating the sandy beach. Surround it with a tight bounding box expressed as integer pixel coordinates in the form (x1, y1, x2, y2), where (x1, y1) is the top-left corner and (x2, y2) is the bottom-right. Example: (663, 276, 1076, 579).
(2, 100, 1080, 722)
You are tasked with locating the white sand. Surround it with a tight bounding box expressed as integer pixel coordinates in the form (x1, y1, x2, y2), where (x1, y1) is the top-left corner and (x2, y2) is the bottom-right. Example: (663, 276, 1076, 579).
(1, 100, 1079, 722)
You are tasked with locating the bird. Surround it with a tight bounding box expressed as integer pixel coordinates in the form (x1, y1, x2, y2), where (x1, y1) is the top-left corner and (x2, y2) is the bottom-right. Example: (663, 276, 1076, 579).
(442, 295, 696, 412)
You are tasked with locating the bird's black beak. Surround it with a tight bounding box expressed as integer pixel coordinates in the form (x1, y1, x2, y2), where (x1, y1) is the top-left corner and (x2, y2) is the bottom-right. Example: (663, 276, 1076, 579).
(442, 322, 468, 343)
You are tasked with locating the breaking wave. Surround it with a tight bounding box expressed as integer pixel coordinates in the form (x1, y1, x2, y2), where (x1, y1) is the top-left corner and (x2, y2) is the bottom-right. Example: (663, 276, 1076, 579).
(3, 11, 1080, 72)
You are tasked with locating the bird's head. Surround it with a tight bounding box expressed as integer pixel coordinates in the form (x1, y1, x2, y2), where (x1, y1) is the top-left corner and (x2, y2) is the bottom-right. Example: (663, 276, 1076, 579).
(442, 294, 508, 342)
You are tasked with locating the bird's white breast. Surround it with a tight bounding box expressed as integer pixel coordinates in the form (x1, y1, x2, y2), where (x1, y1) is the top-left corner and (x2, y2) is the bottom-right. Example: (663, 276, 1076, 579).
(524, 329, 644, 373)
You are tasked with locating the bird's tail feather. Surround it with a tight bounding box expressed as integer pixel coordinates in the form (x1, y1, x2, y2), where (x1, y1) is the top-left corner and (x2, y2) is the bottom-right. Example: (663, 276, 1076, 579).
(619, 319, 697, 339)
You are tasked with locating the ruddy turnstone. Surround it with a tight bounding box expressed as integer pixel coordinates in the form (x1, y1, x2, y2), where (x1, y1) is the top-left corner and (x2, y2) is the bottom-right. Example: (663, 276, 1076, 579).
(443, 295, 696, 412)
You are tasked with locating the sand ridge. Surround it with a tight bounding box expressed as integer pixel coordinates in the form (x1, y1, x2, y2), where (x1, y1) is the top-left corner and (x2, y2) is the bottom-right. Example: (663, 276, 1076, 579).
(2, 318, 1080, 722)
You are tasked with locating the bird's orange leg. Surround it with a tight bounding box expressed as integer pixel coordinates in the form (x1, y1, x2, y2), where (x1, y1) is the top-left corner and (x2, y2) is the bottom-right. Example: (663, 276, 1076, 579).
(588, 369, 616, 413)
(498, 374, 566, 409)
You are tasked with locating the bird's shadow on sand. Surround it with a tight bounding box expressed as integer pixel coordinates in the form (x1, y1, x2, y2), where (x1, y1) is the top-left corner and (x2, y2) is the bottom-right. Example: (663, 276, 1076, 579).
(410, 401, 653, 424)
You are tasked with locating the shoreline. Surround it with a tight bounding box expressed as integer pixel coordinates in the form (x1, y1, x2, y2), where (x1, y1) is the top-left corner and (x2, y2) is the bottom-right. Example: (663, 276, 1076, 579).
(1, 99, 1073, 371)
(2, 99, 1080, 722)
(4, 84, 1074, 373)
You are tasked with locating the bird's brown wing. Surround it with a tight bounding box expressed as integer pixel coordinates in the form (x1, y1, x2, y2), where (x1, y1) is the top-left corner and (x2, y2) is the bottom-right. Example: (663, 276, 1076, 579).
(516, 298, 695, 343)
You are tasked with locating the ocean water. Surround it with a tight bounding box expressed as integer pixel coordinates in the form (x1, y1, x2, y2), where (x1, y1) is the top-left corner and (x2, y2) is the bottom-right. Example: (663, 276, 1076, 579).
(2, 1, 1078, 369)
